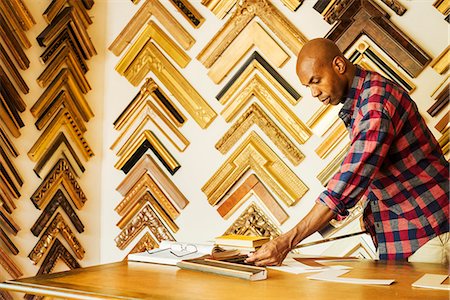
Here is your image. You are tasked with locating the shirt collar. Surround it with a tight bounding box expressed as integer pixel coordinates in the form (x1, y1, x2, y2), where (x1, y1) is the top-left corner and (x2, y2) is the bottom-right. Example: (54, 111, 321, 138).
(338, 65, 366, 127)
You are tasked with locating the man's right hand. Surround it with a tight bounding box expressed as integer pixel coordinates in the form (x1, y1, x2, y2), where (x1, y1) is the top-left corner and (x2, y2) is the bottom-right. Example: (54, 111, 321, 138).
(245, 235, 291, 266)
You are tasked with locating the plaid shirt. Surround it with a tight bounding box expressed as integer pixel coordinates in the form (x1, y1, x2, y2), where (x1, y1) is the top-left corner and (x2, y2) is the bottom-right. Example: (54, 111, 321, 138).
(317, 66, 449, 259)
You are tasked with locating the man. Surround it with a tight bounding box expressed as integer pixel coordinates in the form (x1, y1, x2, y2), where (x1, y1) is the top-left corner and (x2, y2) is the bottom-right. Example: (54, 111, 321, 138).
(246, 38, 449, 266)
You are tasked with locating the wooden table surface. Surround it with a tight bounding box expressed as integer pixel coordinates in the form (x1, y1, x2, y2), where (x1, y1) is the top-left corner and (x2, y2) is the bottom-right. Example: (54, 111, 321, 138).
(0, 259, 448, 299)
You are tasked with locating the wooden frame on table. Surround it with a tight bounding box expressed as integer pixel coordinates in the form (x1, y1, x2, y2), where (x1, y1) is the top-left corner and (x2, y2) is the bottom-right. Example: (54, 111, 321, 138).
(128, 232, 158, 254)
(30, 158, 87, 210)
(123, 42, 216, 129)
(325, 0, 431, 78)
(217, 174, 288, 225)
(221, 74, 312, 144)
(207, 21, 290, 84)
(198, 0, 307, 69)
(109, 0, 195, 55)
(116, 154, 189, 210)
(202, 132, 308, 207)
(28, 212, 85, 264)
(31, 189, 84, 237)
(115, 204, 174, 250)
(216, 103, 304, 166)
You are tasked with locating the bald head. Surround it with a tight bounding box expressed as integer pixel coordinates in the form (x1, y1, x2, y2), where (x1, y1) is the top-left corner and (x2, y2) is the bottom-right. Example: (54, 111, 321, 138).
(296, 38, 355, 106)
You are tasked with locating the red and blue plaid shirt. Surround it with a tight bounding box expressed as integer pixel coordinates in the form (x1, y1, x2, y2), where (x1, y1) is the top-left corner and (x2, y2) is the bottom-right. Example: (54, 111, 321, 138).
(318, 66, 449, 259)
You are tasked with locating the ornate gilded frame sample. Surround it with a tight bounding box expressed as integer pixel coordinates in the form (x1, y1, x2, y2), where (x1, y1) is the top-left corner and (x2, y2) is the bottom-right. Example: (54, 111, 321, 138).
(0, 43, 28, 94)
(430, 45, 449, 75)
(44, 0, 93, 27)
(217, 51, 301, 105)
(122, 42, 217, 129)
(116, 191, 179, 233)
(109, 0, 195, 55)
(197, 0, 308, 68)
(0, 246, 22, 278)
(202, 0, 303, 17)
(115, 20, 190, 75)
(224, 202, 280, 238)
(315, 121, 347, 159)
(168, 0, 204, 28)
(31, 189, 84, 236)
(115, 130, 180, 175)
(115, 204, 175, 250)
(221, 74, 312, 144)
(28, 108, 94, 162)
(0, 13, 29, 70)
(28, 213, 85, 264)
(217, 174, 288, 225)
(314, 0, 406, 20)
(128, 232, 158, 255)
(347, 39, 416, 94)
(31, 68, 94, 123)
(35, 238, 81, 276)
(202, 132, 308, 207)
(216, 103, 304, 166)
(207, 21, 290, 84)
(30, 158, 87, 210)
(324, 0, 431, 78)
(317, 142, 350, 186)
(116, 154, 189, 210)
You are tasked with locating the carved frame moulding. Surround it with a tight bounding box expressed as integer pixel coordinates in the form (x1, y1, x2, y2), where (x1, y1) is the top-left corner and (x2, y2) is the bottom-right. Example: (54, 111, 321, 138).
(115, 20, 190, 75)
(427, 82, 449, 117)
(115, 130, 180, 175)
(28, 108, 94, 162)
(113, 78, 185, 132)
(221, 74, 312, 144)
(115, 173, 180, 221)
(0, 246, 22, 278)
(0, 224, 19, 255)
(28, 212, 85, 264)
(202, 132, 308, 207)
(430, 45, 450, 75)
(217, 174, 289, 225)
(31, 68, 94, 123)
(0, 0, 32, 49)
(113, 101, 189, 153)
(37, 44, 91, 94)
(0, 13, 29, 70)
(197, 0, 308, 68)
(31, 189, 84, 237)
(35, 238, 81, 276)
(0, 123, 19, 158)
(37, 7, 96, 58)
(6, 0, 36, 30)
(225, 202, 281, 238)
(116, 191, 179, 233)
(434, 0, 450, 15)
(324, 0, 431, 78)
(217, 51, 301, 106)
(115, 203, 175, 250)
(315, 121, 348, 159)
(116, 154, 188, 209)
(109, 0, 195, 56)
(0, 43, 29, 94)
(168, 0, 205, 28)
(207, 21, 290, 84)
(317, 142, 350, 186)
(123, 42, 217, 129)
(30, 158, 87, 210)
(40, 28, 89, 72)
(44, 0, 93, 27)
(128, 232, 158, 255)
(347, 39, 416, 94)
(216, 103, 304, 166)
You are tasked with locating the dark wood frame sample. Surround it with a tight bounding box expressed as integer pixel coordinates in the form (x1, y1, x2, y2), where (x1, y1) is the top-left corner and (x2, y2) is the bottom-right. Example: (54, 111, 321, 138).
(35, 238, 81, 276)
(324, 0, 431, 78)
(0, 246, 22, 278)
(427, 83, 449, 117)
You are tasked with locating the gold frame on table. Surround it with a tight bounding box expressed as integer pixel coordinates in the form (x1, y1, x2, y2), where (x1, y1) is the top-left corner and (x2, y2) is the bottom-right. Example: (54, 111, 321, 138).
(28, 212, 85, 264)
(35, 238, 80, 276)
(225, 202, 281, 238)
(128, 232, 158, 255)
(216, 103, 304, 166)
(317, 142, 350, 186)
(221, 74, 312, 144)
(109, 0, 195, 55)
(123, 42, 216, 129)
(0, 246, 22, 279)
(217, 174, 288, 225)
(115, 204, 175, 250)
(207, 21, 290, 84)
(30, 158, 87, 210)
(202, 132, 308, 207)
(430, 45, 449, 75)
(116, 154, 189, 210)
(198, 0, 308, 68)
(115, 20, 190, 74)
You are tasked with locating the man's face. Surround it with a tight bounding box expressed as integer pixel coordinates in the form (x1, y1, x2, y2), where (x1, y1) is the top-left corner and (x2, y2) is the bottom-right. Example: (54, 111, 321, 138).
(296, 57, 347, 106)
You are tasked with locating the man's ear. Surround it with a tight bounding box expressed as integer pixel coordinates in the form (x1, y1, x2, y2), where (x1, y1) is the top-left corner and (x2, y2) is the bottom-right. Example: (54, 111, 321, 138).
(332, 56, 346, 74)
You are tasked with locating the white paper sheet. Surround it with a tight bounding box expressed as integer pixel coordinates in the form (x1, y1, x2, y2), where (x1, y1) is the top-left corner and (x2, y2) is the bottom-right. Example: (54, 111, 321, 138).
(307, 269, 395, 285)
(412, 274, 450, 290)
